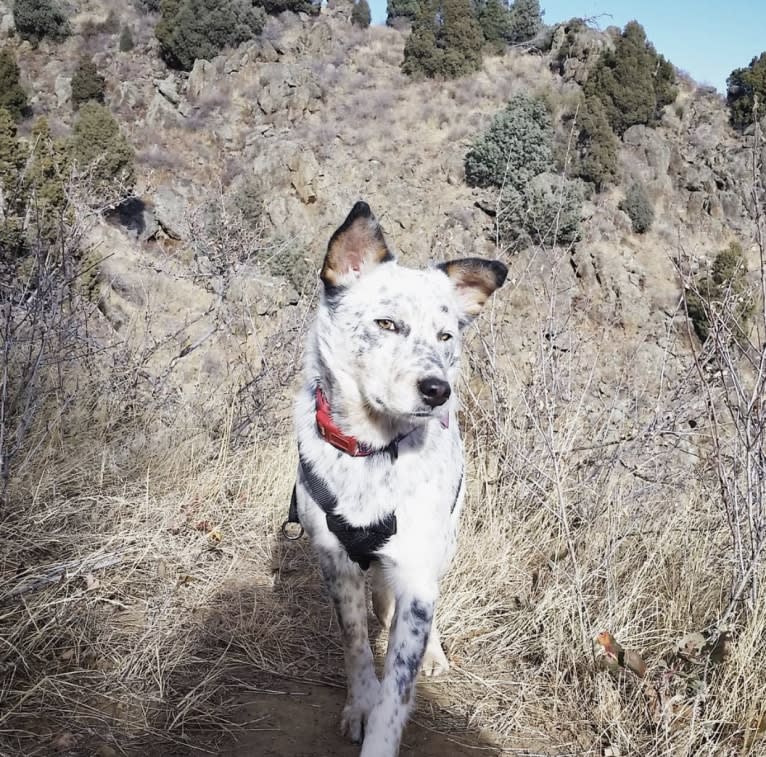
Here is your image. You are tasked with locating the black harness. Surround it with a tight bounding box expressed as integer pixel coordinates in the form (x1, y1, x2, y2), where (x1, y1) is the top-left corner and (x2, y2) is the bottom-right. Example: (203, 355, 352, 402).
(285, 452, 397, 570)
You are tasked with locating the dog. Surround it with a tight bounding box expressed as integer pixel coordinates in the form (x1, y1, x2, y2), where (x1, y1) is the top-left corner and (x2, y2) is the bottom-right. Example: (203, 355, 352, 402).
(290, 201, 507, 757)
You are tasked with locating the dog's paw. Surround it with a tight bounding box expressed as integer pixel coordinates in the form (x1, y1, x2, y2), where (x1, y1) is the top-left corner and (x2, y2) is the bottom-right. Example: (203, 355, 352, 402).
(421, 642, 450, 677)
(341, 680, 380, 744)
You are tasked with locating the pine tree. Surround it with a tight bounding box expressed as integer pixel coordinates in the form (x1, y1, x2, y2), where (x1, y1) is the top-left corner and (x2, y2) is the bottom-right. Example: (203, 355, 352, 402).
(71, 56, 106, 110)
(402, 1, 442, 77)
(351, 0, 371, 28)
(507, 0, 541, 44)
(0, 48, 28, 121)
(478, 0, 510, 54)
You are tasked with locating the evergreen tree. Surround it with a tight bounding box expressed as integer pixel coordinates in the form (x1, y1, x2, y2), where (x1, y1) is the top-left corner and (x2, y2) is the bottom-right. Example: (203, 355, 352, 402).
(573, 96, 619, 191)
(351, 0, 371, 28)
(478, 0, 510, 54)
(119, 25, 136, 52)
(155, 0, 266, 72)
(585, 21, 677, 135)
(26, 118, 70, 242)
(0, 48, 28, 121)
(507, 0, 541, 44)
(727, 52, 766, 131)
(71, 56, 106, 110)
(0, 108, 29, 256)
(386, 0, 420, 26)
(13, 0, 70, 44)
(402, 0, 483, 79)
(70, 102, 135, 191)
(440, 0, 483, 76)
(619, 181, 654, 233)
(464, 94, 553, 189)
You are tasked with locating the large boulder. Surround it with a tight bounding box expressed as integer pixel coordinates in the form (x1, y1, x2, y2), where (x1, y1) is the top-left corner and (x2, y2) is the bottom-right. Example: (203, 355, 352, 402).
(153, 185, 189, 240)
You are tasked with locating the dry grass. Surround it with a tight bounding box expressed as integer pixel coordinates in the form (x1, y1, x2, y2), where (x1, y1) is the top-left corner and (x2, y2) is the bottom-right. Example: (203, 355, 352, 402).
(2, 237, 765, 755)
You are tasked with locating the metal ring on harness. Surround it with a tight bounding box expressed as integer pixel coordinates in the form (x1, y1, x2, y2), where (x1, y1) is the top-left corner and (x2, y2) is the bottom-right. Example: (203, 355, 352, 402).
(281, 520, 304, 540)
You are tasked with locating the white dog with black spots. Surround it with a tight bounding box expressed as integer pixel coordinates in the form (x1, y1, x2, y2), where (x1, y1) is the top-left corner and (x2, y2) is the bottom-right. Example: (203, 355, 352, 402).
(292, 201, 507, 757)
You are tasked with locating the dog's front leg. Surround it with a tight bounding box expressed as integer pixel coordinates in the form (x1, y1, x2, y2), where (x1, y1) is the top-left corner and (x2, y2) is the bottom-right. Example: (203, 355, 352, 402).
(317, 549, 380, 743)
(360, 592, 435, 757)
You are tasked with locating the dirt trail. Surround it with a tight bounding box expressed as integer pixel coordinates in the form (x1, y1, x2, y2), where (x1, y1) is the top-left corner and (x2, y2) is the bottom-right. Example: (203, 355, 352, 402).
(222, 679, 500, 757)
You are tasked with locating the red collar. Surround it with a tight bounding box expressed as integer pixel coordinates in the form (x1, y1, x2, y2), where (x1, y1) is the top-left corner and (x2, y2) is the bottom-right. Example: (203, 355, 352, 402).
(315, 387, 376, 456)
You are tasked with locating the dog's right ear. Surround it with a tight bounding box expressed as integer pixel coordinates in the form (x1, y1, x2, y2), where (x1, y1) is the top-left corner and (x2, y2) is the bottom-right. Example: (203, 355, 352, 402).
(321, 202, 394, 289)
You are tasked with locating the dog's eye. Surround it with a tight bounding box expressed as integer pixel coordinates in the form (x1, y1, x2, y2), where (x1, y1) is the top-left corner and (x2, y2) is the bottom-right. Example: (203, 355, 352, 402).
(438, 332, 453, 342)
(375, 319, 398, 332)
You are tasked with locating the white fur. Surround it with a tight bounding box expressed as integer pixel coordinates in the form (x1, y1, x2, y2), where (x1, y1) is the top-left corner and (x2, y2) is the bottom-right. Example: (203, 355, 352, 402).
(293, 216, 502, 757)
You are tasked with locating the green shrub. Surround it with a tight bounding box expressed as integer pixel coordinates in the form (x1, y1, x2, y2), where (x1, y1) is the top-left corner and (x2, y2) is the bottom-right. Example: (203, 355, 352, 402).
(71, 56, 106, 110)
(13, 0, 70, 44)
(584, 20, 677, 135)
(155, 0, 266, 72)
(687, 242, 753, 343)
(727, 52, 766, 131)
(573, 96, 619, 191)
(70, 102, 135, 192)
(351, 0, 371, 28)
(402, 0, 483, 79)
(619, 181, 654, 233)
(119, 25, 135, 52)
(464, 94, 554, 189)
(0, 48, 28, 121)
(507, 0, 542, 44)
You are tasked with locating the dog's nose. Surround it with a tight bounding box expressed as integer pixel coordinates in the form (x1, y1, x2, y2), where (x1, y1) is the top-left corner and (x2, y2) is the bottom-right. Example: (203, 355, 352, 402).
(418, 377, 451, 408)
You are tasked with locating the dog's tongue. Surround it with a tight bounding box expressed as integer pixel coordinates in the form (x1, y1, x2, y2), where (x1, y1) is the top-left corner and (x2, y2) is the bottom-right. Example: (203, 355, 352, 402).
(438, 410, 450, 429)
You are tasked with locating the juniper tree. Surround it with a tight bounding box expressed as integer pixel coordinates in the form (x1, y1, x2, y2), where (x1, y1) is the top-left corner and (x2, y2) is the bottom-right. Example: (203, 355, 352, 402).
(71, 56, 106, 109)
(386, 0, 420, 26)
(351, 0, 371, 28)
(13, 0, 70, 44)
(478, 0, 511, 54)
(585, 21, 677, 135)
(0, 48, 28, 121)
(507, 0, 542, 44)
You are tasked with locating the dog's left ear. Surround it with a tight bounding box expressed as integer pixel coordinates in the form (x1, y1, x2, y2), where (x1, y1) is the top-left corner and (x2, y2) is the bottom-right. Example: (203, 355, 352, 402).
(437, 258, 508, 320)
(321, 201, 394, 289)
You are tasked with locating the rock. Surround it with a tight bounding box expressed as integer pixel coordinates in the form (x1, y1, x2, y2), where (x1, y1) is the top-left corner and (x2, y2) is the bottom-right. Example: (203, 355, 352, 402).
(188, 59, 216, 100)
(256, 63, 322, 121)
(146, 91, 183, 128)
(228, 268, 300, 316)
(155, 75, 180, 105)
(54, 75, 71, 107)
(288, 149, 320, 204)
(1, 12, 13, 35)
(153, 185, 189, 240)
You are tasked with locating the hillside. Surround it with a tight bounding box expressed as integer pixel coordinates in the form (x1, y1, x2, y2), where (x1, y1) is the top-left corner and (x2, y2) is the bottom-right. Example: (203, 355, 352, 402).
(1, 2, 765, 756)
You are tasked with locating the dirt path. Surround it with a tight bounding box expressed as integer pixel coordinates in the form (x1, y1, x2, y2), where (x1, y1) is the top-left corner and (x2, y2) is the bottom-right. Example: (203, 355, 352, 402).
(222, 678, 501, 757)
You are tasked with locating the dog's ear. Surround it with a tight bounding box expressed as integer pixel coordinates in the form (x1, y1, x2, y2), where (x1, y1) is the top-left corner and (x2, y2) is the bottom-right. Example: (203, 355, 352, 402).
(437, 258, 508, 321)
(321, 202, 394, 288)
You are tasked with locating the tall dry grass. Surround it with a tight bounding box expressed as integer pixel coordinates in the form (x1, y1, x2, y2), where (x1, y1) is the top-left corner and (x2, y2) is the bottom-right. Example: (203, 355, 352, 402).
(2, 149, 766, 757)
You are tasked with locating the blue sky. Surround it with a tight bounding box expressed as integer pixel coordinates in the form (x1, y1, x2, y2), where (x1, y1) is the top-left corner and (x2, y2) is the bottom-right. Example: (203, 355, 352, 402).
(367, 0, 765, 93)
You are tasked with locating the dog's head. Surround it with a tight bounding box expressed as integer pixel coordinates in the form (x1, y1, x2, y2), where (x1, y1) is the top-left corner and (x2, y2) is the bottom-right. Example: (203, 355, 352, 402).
(317, 201, 507, 424)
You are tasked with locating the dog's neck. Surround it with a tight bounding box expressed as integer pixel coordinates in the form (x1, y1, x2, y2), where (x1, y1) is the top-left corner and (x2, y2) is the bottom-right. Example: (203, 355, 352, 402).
(314, 366, 419, 452)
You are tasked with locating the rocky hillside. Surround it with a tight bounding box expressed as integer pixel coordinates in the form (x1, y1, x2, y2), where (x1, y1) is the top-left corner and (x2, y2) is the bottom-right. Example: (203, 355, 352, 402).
(4, 1, 763, 404)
